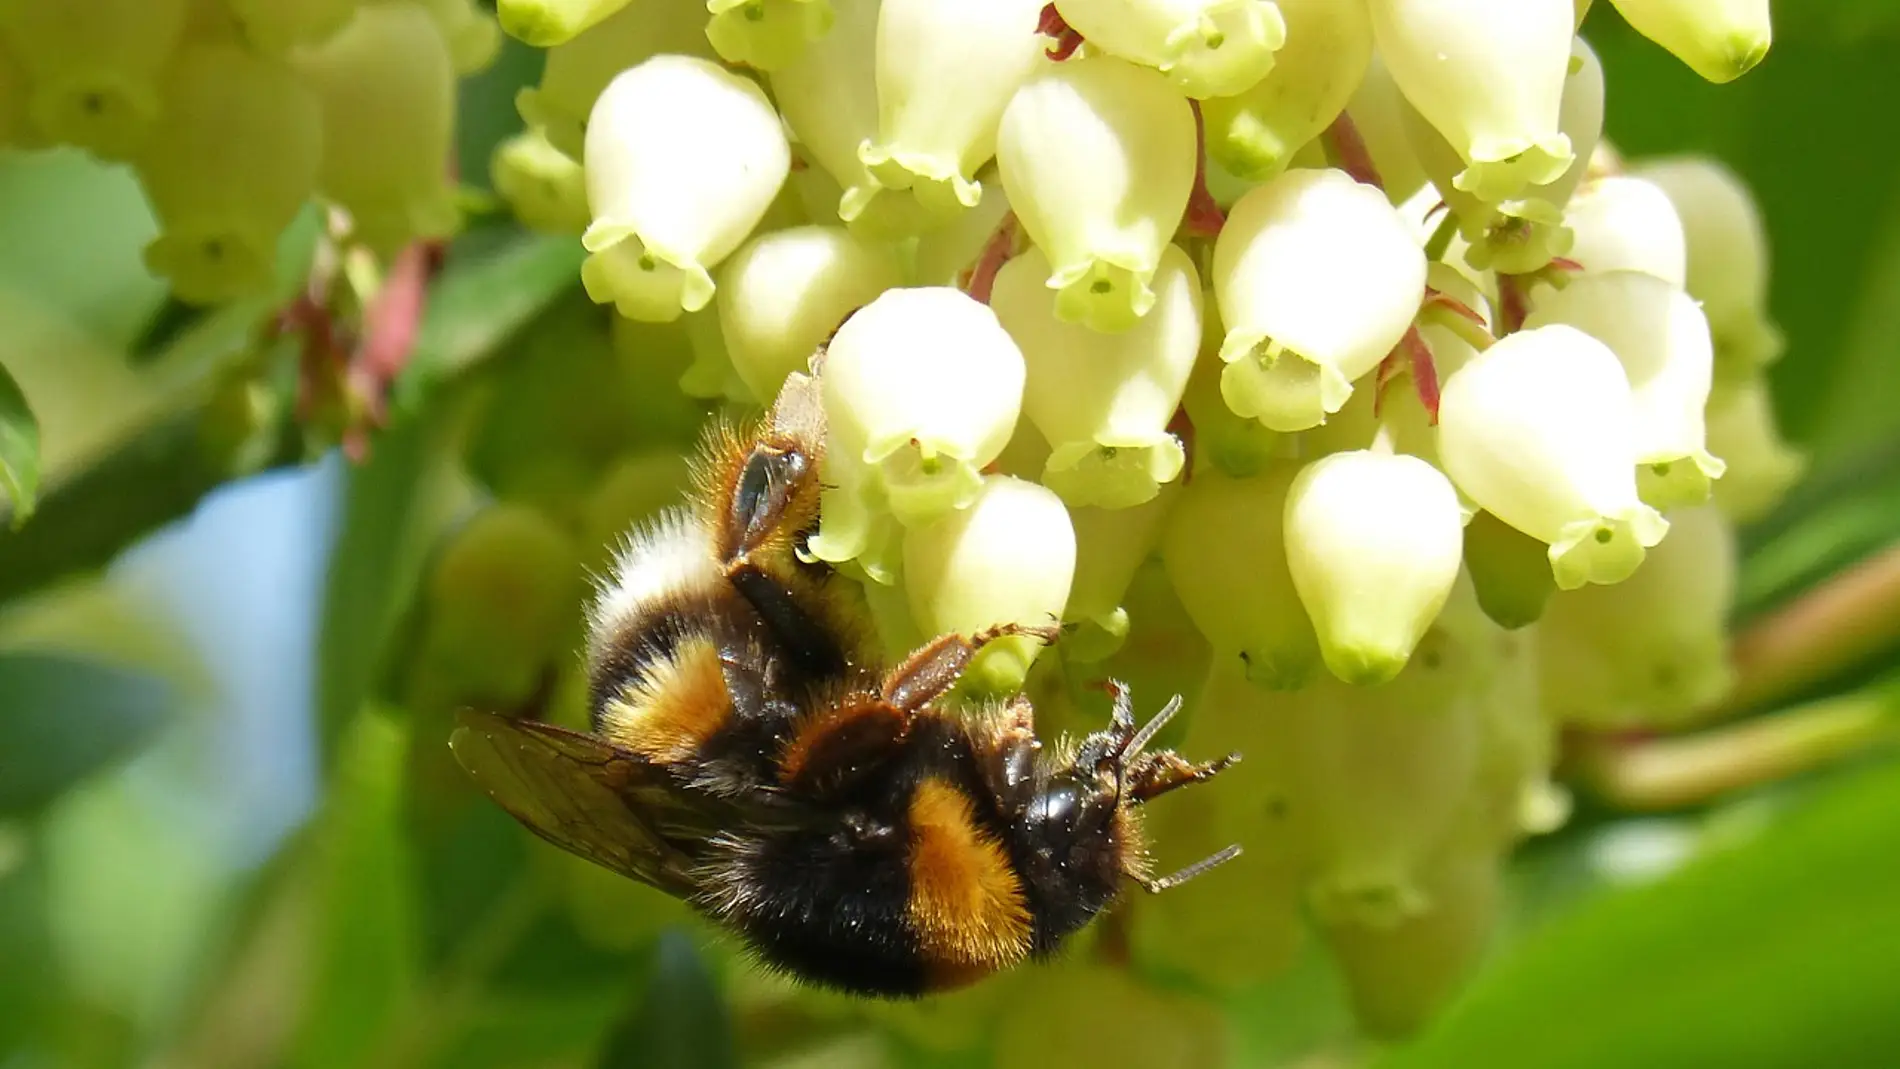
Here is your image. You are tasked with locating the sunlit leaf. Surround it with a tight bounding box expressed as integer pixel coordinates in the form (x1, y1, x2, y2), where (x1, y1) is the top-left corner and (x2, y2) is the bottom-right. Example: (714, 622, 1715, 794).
(0, 361, 39, 526)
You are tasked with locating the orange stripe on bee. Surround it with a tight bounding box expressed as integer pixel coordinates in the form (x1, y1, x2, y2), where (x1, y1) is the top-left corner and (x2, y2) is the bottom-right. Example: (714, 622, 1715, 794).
(594, 635, 732, 764)
(906, 778, 1032, 981)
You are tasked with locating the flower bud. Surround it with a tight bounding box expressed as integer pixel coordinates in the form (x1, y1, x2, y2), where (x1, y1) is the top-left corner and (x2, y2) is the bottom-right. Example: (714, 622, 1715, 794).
(1285, 451, 1466, 685)
(136, 43, 320, 305)
(1344, 52, 1429, 204)
(1463, 510, 1556, 630)
(1213, 168, 1427, 431)
(580, 56, 790, 323)
(496, 0, 632, 46)
(0, 0, 190, 159)
(1527, 270, 1724, 509)
(991, 244, 1200, 508)
(222, 0, 359, 56)
(413, 0, 503, 73)
(1052, 0, 1288, 100)
(1472, 621, 1568, 842)
(295, 3, 460, 253)
(1162, 463, 1318, 688)
(860, 0, 1048, 219)
(515, 1, 714, 160)
(995, 57, 1195, 332)
(1369, 0, 1574, 203)
(1064, 488, 1179, 661)
(1563, 174, 1687, 286)
(1201, 0, 1372, 181)
(1436, 324, 1669, 590)
(1321, 841, 1503, 1038)
(1607, 0, 1771, 83)
(706, 0, 834, 72)
(819, 287, 1026, 530)
(1192, 616, 1487, 927)
(717, 225, 903, 403)
(770, 0, 931, 238)
(903, 475, 1075, 696)
(1705, 378, 1806, 524)
(679, 308, 753, 403)
(1539, 504, 1736, 728)
(492, 127, 591, 236)
(1182, 338, 1281, 478)
(1633, 155, 1782, 377)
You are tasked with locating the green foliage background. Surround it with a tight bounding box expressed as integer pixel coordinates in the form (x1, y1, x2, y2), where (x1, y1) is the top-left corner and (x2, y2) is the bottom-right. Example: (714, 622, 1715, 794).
(2, 3, 1900, 1067)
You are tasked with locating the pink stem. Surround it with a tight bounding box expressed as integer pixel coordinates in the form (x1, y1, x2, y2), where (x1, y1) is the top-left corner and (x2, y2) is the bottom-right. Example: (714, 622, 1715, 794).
(1183, 101, 1226, 239)
(963, 212, 1020, 305)
(1323, 112, 1383, 190)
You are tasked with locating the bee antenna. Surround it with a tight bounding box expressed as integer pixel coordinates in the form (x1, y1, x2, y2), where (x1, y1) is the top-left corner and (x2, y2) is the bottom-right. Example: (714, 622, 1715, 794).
(1130, 844, 1242, 894)
(1119, 692, 1184, 762)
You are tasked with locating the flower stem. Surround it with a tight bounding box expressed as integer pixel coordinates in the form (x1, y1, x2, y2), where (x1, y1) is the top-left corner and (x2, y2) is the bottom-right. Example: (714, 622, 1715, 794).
(1714, 541, 1900, 718)
(1575, 690, 1898, 811)
(1322, 112, 1382, 191)
(1496, 272, 1530, 335)
(962, 211, 1020, 305)
(1182, 101, 1225, 239)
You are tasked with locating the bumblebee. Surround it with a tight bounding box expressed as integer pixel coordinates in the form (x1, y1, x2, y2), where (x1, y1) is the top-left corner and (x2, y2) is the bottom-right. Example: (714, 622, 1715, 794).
(450, 367, 1240, 998)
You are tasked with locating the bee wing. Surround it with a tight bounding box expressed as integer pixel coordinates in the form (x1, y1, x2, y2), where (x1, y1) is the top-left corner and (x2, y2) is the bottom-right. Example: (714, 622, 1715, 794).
(449, 707, 705, 898)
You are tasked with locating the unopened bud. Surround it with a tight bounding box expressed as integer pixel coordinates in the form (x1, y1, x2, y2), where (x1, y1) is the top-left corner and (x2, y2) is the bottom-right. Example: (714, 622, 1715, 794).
(497, 0, 632, 46)
(1201, 0, 1372, 181)
(718, 225, 903, 403)
(0, 0, 190, 159)
(706, 0, 834, 72)
(1463, 510, 1556, 629)
(1052, 0, 1288, 100)
(1607, 0, 1771, 83)
(1064, 488, 1179, 662)
(515, 1, 714, 160)
(492, 128, 591, 235)
(1704, 378, 1805, 524)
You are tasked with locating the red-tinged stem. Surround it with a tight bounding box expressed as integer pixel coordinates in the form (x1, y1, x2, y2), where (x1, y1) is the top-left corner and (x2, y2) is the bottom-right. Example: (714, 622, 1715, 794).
(1323, 112, 1382, 191)
(1548, 256, 1583, 274)
(1037, 3, 1085, 60)
(343, 239, 446, 461)
(1496, 272, 1530, 335)
(1401, 324, 1440, 422)
(1183, 101, 1225, 239)
(963, 211, 1020, 305)
(1166, 404, 1196, 484)
(1422, 286, 1488, 327)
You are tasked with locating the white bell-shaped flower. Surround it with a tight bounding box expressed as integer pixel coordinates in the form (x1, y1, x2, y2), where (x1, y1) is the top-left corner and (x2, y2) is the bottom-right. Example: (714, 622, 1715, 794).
(1284, 451, 1466, 685)
(1052, 0, 1288, 100)
(995, 56, 1196, 333)
(1563, 175, 1687, 286)
(903, 475, 1076, 695)
(1436, 324, 1669, 590)
(1634, 155, 1783, 377)
(860, 0, 1049, 219)
(1406, 36, 1602, 276)
(1200, 0, 1372, 181)
(716, 224, 903, 403)
(496, 0, 632, 46)
(1213, 168, 1427, 431)
(1705, 378, 1806, 525)
(770, 0, 931, 238)
(1064, 489, 1179, 661)
(1369, 0, 1574, 204)
(991, 244, 1200, 508)
(294, 3, 461, 254)
(492, 128, 591, 236)
(514, 1, 713, 160)
(1344, 52, 1429, 204)
(820, 287, 1027, 527)
(137, 42, 321, 305)
(0, 0, 190, 159)
(579, 56, 790, 323)
(1607, 0, 1771, 84)
(1527, 270, 1724, 509)
(705, 0, 834, 72)
(1539, 504, 1736, 728)
(1162, 463, 1319, 689)
(223, 0, 359, 55)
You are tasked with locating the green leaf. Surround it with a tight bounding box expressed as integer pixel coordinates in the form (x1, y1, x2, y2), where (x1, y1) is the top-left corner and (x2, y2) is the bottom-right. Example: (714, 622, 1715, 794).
(1378, 757, 1900, 1069)
(0, 359, 39, 526)
(596, 931, 737, 1069)
(0, 651, 174, 816)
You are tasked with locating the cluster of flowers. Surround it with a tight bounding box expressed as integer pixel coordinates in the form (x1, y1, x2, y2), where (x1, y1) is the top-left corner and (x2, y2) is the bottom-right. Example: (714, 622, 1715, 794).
(0, 1, 499, 302)
(457, 0, 1802, 1045)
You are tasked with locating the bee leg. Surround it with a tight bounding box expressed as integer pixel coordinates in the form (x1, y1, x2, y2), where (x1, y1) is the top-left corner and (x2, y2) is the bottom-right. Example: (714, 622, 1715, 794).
(725, 562, 848, 676)
(881, 623, 1061, 713)
(1124, 750, 1241, 804)
(778, 696, 910, 797)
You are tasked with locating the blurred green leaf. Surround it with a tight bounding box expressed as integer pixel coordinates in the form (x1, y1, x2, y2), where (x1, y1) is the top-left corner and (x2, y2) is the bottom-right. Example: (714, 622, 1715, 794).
(597, 931, 737, 1069)
(291, 708, 420, 1069)
(0, 651, 174, 816)
(1379, 756, 1900, 1069)
(0, 359, 40, 526)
